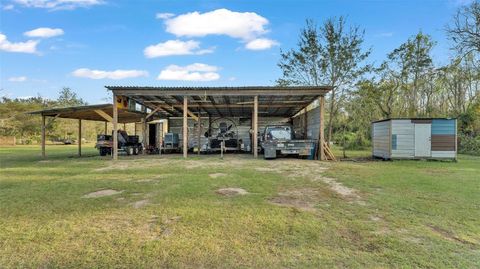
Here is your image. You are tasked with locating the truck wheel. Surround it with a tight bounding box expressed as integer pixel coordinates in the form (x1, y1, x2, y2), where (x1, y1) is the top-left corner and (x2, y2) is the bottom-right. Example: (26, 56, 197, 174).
(126, 146, 132, 156)
(133, 147, 138, 155)
(99, 148, 107, 156)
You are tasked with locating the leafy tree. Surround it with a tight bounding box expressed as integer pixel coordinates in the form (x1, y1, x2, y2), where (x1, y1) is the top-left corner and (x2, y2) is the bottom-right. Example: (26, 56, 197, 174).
(277, 17, 370, 143)
(57, 87, 86, 107)
(387, 32, 435, 116)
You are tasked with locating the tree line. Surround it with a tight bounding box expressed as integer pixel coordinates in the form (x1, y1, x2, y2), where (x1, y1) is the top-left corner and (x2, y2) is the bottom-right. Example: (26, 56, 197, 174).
(277, 1, 480, 155)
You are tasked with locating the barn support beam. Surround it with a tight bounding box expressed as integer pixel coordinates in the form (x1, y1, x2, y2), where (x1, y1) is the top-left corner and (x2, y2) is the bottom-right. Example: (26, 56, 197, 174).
(78, 119, 82, 157)
(183, 96, 188, 158)
(104, 121, 108, 134)
(319, 96, 325, 161)
(253, 95, 258, 159)
(112, 94, 118, 160)
(197, 112, 201, 155)
(142, 116, 147, 155)
(41, 115, 46, 158)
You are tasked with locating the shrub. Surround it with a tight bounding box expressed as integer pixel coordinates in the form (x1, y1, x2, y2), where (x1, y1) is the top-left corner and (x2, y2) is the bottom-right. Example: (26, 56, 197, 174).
(459, 134, 480, 156)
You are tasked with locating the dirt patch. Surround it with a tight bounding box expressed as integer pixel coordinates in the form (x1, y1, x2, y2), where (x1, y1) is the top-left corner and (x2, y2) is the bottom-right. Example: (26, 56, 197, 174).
(82, 189, 123, 198)
(427, 224, 477, 246)
(132, 199, 149, 209)
(255, 167, 277, 172)
(209, 173, 227, 179)
(216, 187, 248, 196)
(269, 188, 321, 212)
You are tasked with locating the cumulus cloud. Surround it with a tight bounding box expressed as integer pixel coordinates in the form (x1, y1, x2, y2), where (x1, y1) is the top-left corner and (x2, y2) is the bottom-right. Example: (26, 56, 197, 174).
(245, 38, 279, 50)
(72, 68, 149, 80)
(24, 27, 64, 38)
(0, 33, 38, 53)
(157, 63, 220, 81)
(13, 0, 103, 10)
(156, 12, 175, 19)
(8, 76, 27, 82)
(144, 39, 213, 58)
(164, 9, 268, 40)
(163, 9, 278, 50)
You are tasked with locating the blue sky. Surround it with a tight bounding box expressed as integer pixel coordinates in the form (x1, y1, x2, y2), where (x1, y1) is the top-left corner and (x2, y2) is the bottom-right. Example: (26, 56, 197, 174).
(0, 0, 471, 103)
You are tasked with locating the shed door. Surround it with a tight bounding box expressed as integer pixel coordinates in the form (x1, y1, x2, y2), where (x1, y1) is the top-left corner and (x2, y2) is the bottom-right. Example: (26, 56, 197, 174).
(414, 124, 431, 157)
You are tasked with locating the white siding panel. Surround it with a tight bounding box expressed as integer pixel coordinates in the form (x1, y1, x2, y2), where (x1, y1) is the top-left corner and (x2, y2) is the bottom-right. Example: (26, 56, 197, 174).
(391, 120, 415, 158)
(431, 151, 455, 158)
(372, 121, 390, 158)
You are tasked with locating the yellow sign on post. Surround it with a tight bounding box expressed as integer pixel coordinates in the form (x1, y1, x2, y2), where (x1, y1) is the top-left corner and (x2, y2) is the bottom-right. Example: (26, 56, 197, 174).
(116, 96, 129, 109)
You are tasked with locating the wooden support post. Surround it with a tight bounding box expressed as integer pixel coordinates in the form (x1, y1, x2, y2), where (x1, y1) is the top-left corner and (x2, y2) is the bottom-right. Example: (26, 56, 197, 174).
(142, 117, 147, 155)
(253, 95, 258, 159)
(78, 119, 82, 157)
(123, 123, 126, 131)
(104, 121, 108, 134)
(41, 115, 46, 158)
(197, 112, 201, 155)
(183, 96, 188, 158)
(319, 96, 325, 161)
(303, 108, 308, 139)
(113, 94, 118, 160)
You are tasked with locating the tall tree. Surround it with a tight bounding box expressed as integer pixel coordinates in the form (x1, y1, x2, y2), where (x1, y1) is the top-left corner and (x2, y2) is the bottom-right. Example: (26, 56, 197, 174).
(277, 17, 370, 143)
(387, 32, 435, 116)
(447, 0, 480, 55)
(57, 87, 86, 107)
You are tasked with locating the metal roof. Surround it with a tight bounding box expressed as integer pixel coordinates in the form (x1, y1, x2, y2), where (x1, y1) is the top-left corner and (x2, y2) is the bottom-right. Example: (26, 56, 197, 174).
(372, 117, 456, 123)
(106, 86, 332, 118)
(28, 104, 149, 123)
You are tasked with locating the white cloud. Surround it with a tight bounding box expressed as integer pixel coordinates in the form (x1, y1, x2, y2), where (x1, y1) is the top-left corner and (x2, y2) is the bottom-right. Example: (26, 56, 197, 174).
(144, 39, 213, 58)
(164, 9, 269, 40)
(3, 4, 14, 10)
(8, 76, 27, 82)
(0, 33, 38, 53)
(245, 38, 279, 50)
(13, 0, 103, 10)
(72, 68, 149, 80)
(24, 27, 64, 38)
(157, 63, 220, 81)
(156, 12, 174, 19)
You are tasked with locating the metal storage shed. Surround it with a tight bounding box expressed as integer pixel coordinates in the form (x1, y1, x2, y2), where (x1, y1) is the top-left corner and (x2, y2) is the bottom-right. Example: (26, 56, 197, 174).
(372, 118, 457, 160)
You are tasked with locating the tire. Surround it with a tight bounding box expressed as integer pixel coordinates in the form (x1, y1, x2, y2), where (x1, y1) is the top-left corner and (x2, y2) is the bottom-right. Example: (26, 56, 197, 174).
(99, 148, 107, 156)
(133, 147, 138, 155)
(125, 146, 133, 156)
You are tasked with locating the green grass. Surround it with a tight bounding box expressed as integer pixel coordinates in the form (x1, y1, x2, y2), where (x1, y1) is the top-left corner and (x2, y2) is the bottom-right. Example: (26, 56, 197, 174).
(0, 145, 479, 268)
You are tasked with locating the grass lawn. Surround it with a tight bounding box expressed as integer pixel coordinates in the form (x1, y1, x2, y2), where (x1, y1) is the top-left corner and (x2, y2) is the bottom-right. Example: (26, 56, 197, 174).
(0, 145, 479, 268)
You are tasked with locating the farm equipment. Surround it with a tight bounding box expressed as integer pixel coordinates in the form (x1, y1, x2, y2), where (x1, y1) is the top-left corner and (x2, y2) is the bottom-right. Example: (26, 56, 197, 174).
(261, 125, 316, 159)
(95, 130, 142, 156)
(204, 118, 239, 153)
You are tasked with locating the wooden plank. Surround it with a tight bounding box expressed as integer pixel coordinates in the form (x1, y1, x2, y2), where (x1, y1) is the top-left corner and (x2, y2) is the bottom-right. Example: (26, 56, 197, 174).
(113, 94, 118, 160)
(253, 96, 258, 158)
(183, 97, 188, 158)
(145, 107, 160, 120)
(94, 109, 113, 122)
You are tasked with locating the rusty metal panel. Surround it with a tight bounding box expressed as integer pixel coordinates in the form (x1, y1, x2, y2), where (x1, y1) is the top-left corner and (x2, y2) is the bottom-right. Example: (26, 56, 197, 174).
(431, 135, 455, 151)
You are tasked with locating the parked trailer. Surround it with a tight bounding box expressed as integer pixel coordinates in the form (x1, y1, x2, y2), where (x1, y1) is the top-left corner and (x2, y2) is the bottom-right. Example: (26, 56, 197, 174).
(95, 130, 142, 156)
(371, 118, 457, 160)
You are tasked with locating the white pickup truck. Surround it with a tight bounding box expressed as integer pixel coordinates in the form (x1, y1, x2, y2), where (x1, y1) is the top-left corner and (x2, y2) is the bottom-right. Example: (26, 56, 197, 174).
(260, 125, 316, 159)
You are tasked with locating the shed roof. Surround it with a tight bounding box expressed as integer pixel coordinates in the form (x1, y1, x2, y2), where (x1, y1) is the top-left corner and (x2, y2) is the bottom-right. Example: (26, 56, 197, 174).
(372, 117, 456, 124)
(106, 86, 332, 118)
(28, 104, 149, 123)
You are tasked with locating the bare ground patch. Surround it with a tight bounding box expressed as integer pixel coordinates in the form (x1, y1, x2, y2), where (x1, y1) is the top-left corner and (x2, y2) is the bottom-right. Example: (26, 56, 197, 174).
(427, 224, 477, 246)
(269, 188, 323, 212)
(82, 189, 123, 198)
(131, 199, 149, 209)
(216, 187, 248, 196)
(209, 173, 228, 179)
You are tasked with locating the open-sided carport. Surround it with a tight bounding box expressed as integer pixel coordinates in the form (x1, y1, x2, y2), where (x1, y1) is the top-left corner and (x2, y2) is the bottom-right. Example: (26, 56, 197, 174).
(29, 104, 154, 157)
(106, 86, 332, 160)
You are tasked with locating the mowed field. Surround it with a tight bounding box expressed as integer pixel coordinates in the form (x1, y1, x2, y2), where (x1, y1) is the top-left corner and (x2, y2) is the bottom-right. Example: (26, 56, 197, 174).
(0, 145, 479, 268)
